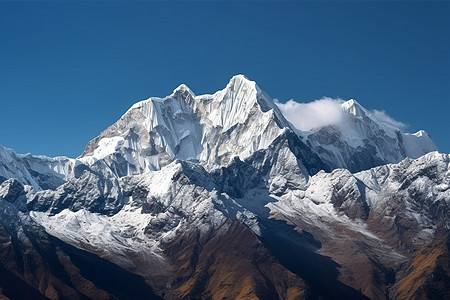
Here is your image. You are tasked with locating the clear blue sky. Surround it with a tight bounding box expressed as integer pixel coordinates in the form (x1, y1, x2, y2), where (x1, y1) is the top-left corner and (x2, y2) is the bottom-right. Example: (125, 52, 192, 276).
(1, 1, 449, 158)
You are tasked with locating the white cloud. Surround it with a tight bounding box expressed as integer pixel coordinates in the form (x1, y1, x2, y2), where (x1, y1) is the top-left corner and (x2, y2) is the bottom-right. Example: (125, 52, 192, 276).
(275, 98, 408, 133)
(370, 109, 407, 130)
(275, 97, 345, 131)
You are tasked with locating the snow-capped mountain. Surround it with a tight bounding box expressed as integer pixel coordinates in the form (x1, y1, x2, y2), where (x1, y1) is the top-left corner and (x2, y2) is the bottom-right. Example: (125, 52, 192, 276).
(78, 76, 436, 176)
(0, 75, 447, 300)
(298, 99, 437, 172)
(79, 75, 294, 176)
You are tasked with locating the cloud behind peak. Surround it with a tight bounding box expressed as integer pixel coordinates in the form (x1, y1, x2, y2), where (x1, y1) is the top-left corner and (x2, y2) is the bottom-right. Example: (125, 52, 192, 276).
(275, 97, 407, 133)
(275, 98, 345, 131)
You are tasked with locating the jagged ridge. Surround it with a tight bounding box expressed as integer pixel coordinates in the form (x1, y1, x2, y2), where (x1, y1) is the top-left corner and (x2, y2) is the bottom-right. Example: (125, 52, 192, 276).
(0, 75, 447, 300)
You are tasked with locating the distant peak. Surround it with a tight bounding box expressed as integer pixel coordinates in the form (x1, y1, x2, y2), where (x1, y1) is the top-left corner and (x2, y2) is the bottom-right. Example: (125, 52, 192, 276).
(172, 83, 195, 97)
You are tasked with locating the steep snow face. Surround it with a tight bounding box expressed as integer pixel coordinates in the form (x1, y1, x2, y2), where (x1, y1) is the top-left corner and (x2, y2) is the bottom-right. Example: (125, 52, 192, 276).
(79, 86, 203, 174)
(196, 75, 291, 168)
(80, 75, 290, 176)
(301, 99, 437, 172)
(0, 144, 76, 190)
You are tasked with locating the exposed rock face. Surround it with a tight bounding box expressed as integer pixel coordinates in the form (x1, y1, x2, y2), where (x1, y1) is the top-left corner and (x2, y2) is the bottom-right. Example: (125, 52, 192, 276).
(28, 167, 123, 216)
(392, 228, 450, 300)
(0, 75, 447, 299)
(162, 219, 309, 300)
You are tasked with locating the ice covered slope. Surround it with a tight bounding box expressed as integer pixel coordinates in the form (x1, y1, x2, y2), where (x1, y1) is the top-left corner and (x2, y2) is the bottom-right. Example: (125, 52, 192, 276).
(79, 75, 293, 176)
(301, 99, 437, 172)
(0, 144, 76, 190)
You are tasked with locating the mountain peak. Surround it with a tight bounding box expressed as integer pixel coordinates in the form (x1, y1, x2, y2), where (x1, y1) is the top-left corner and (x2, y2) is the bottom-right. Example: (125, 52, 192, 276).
(172, 83, 195, 97)
(78, 76, 437, 177)
(229, 74, 252, 83)
(224, 74, 258, 93)
(79, 75, 290, 175)
(341, 99, 366, 117)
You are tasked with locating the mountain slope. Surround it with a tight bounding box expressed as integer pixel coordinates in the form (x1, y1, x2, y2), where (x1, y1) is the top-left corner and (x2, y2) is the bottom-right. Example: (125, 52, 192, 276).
(0, 179, 161, 300)
(0, 75, 447, 299)
(393, 228, 450, 300)
(163, 219, 309, 300)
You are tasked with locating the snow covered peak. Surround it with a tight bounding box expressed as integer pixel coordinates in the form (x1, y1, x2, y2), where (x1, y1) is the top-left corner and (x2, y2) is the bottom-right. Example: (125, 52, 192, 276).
(79, 75, 291, 176)
(341, 99, 367, 117)
(172, 83, 195, 97)
(302, 98, 438, 172)
(208, 74, 286, 129)
(207, 75, 260, 131)
(226, 74, 255, 89)
(77, 75, 438, 176)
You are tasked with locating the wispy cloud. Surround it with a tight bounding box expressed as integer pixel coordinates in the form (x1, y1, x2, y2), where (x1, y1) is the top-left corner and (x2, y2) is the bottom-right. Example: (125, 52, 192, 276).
(370, 109, 407, 130)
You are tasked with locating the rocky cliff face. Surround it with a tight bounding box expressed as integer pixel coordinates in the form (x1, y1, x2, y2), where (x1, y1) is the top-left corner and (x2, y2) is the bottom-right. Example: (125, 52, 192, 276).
(0, 75, 447, 299)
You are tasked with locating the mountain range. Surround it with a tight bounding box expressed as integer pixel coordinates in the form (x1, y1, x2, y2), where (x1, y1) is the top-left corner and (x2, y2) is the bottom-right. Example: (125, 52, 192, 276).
(0, 75, 448, 300)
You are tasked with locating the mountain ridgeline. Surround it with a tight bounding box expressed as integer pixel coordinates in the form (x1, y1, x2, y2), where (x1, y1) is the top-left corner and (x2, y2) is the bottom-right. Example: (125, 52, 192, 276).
(0, 75, 447, 300)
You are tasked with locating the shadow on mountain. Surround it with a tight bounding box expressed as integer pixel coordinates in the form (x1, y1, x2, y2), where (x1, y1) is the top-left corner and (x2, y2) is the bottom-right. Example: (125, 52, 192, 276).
(52, 236, 162, 300)
(0, 261, 48, 300)
(230, 189, 368, 300)
(180, 142, 368, 299)
(259, 217, 369, 300)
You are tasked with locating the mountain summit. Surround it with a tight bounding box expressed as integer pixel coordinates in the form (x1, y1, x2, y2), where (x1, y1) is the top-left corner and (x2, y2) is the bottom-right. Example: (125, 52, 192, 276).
(0, 75, 447, 299)
(78, 74, 435, 176)
(80, 75, 299, 176)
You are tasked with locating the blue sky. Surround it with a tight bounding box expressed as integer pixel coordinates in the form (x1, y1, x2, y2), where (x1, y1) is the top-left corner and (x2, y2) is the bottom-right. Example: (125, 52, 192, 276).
(1, 1, 449, 157)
